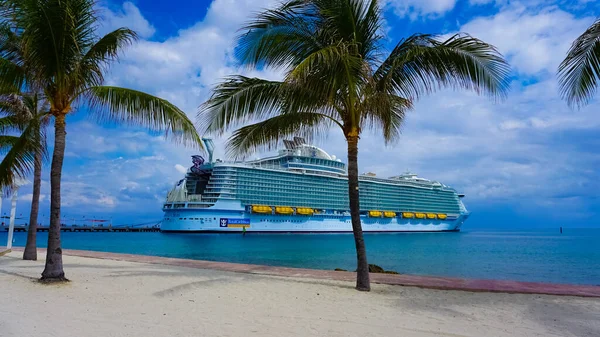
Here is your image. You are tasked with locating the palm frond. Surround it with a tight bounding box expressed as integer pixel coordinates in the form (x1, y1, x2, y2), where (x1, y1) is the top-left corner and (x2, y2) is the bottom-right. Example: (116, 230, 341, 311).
(76, 28, 138, 89)
(5, 0, 97, 92)
(0, 93, 30, 115)
(200, 76, 286, 134)
(352, 0, 382, 63)
(558, 18, 600, 108)
(0, 92, 48, 130)
(0, 94, 31, 133)
(239, 0, 382, 71)
(0, 21, 24, 66)
(0, 119, 44, 195)
(237, 0, 325, 69)
(0, 115, 22, 134)
(286, 42, 365, 102)
(375, 33, 511, 101)
(85, 86, 203, 148)
(360, 90, 411, 143)
(226, 112, 334, 158)
(0, 134, 18, 154)
(316, 0, 381, 58)
(0, 58, 26, 94)
(200, 75, 341, 136)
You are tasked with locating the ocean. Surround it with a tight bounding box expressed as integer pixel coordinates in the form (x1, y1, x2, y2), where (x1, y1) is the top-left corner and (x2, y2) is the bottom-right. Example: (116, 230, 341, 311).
(1, 228, 599, 285)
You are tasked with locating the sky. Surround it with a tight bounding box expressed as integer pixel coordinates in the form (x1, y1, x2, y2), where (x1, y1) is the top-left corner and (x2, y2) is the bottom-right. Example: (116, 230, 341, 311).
(1, 0, 600, 229)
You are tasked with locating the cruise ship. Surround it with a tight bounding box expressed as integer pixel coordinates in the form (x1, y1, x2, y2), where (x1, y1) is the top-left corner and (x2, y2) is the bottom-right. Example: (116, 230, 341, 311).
(161, 138, 470, 233)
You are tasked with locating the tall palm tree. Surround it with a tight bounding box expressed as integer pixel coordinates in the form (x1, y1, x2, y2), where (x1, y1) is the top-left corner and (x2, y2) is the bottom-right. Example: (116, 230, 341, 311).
(1, 23, 50, 261)
(0, 0, 202, 281)
(200, 0, 510, 291)
(0, 92, 48, 261)
(558, 18, 600, 108)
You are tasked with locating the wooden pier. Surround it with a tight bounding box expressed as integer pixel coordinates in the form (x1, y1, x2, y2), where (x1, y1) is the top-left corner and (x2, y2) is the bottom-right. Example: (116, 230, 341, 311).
(1, 224, 160, 233)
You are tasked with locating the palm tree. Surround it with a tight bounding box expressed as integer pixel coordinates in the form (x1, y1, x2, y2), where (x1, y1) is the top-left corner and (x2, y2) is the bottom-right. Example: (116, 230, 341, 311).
(0, 92, 48, 261)
(199, 0, 510, 291)
(0, 0, 202, 281)
(558, 18, 600, 108)
(1, 23, 50, 261)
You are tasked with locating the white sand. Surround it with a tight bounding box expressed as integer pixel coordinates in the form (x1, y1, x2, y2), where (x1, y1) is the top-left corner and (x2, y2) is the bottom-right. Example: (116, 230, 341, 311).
(1, 252, 599, 337)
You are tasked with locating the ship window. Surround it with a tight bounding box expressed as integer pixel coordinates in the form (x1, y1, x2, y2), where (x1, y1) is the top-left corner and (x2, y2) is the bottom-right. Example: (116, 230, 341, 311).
(179, 218, 183, 220)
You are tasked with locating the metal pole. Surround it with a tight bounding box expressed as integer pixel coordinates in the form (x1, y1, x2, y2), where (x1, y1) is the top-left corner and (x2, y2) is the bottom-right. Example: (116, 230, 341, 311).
(7, 189, 18, 250)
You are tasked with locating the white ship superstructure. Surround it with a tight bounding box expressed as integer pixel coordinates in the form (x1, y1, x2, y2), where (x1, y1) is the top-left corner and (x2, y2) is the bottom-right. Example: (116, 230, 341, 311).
(161, 138, 469, 232)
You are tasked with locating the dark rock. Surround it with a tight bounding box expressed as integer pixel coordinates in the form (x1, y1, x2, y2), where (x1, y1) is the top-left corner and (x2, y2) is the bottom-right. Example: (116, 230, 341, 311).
(362, 264, 400, 274)
(334, 268, 348, 271)
(368, 264, 385, 273)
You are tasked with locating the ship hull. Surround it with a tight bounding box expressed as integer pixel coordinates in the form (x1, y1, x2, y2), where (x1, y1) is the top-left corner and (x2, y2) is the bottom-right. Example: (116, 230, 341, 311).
(161, 209, 468, 233)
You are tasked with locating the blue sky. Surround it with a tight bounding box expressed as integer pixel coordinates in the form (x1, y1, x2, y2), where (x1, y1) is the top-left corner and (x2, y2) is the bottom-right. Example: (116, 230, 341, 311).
(1, 0, 600, 229)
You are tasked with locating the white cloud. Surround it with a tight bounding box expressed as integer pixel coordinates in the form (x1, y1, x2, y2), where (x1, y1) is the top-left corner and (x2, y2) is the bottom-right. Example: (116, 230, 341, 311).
(385, 0, 457, 19)
(17, 193, 47, 203)
(97, 1, 156, 38)
(104, 0, 278, 115)
(355, 74, 600, 208)
(52, 123, 196, 216)
(460, 5, 594, 75)
(3, 0, 282, 223)
(8, 0, 597, 225)
(63, 121, 158, 157)
(499, 119, 527, 130)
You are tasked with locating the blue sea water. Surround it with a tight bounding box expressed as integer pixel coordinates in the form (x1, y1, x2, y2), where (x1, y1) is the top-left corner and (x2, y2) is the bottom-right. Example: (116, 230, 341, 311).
(1, 229, 599, 286)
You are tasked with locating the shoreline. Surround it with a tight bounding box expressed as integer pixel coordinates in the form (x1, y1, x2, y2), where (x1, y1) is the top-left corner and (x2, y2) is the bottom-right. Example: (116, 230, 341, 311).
(6, 246, 600, 298)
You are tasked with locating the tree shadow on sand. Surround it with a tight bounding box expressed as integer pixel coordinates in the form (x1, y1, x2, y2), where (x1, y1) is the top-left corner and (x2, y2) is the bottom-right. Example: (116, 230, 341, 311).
(104, 268, 357, 297)
(0, 268, 38, 281)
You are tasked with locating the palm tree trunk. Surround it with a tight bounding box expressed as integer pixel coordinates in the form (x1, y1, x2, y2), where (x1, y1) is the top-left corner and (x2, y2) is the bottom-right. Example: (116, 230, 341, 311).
(41, 114, 66, 281)
(22, 146, 42, 261)
(346, 135, 370, 291)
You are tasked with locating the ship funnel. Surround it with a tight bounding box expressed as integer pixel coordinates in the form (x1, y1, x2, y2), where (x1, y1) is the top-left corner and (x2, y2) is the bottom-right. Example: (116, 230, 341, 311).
(202, 138, 215, 163)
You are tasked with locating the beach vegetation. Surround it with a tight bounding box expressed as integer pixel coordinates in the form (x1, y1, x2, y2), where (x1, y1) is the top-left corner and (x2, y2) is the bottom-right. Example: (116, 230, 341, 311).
(558, 18, 600, 108)
(199, 0, 510, 291)
(0, 0, 202, 281)
(0, 90, 48, 261)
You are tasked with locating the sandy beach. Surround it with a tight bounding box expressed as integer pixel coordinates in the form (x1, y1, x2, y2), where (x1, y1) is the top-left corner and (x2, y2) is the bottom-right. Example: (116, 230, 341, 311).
(1, 252, 599, 337)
